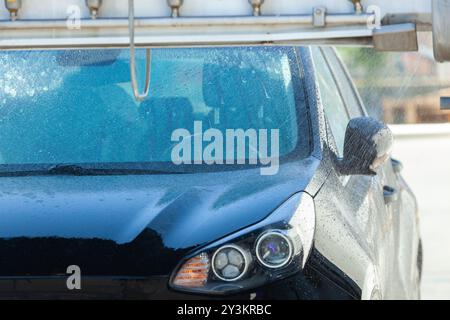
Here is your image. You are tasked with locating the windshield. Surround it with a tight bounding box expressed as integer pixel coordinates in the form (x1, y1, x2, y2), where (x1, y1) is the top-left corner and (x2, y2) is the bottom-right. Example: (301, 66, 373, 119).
(0, 47, 309, 173)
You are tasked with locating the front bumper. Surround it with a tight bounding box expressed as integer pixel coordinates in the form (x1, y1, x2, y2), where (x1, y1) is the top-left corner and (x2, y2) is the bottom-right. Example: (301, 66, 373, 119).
(0, 251, 361, 300)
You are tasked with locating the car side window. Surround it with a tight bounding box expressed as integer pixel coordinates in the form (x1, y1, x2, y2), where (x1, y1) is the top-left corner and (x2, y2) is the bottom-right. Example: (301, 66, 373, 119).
(311, 47, 350, 157)
(321, 47, 365, 118)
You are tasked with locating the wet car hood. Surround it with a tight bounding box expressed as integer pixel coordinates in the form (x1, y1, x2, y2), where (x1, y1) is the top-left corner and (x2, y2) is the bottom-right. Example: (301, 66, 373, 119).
(0, 159, 318, 248)
(0, 158, 319, 276)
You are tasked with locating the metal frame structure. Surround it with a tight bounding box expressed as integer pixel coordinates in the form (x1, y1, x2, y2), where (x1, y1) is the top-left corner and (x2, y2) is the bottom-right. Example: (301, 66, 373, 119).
(0, 0, 427, 50)
(0, 0, 444, 101)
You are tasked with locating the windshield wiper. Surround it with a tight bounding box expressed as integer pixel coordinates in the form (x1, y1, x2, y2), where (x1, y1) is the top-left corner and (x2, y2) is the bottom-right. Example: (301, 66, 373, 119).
(0, 165, 187, 177)
(47, 164, 96, 176)
(46, 164, 187, 176)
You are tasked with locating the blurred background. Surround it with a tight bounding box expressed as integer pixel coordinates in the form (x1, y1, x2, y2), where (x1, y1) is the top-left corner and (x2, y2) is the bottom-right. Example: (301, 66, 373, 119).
(337, 34, 450, 300)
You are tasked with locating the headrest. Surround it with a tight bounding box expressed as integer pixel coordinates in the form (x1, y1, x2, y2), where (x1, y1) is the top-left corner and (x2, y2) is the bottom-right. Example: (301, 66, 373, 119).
(202, 59, 268, 112)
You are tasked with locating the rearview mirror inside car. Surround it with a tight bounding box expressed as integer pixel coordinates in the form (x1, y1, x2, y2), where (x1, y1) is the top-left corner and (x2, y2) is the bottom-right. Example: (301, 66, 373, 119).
(338, 117, 393, 176)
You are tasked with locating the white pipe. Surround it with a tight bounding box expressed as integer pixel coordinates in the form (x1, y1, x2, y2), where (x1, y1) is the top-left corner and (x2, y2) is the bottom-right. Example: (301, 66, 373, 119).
(0, 14, 373, 30)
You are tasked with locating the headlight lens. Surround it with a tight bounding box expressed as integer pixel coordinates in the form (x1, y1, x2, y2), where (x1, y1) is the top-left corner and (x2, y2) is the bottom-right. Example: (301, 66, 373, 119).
(170, 192, 315, 295)
(256, 231, 293, 268)
(212, 244, 252, 281)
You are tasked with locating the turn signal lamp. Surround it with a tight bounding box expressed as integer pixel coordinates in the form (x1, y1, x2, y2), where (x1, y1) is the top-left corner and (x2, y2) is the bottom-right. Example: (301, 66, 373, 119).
(172, 252, 209, 288)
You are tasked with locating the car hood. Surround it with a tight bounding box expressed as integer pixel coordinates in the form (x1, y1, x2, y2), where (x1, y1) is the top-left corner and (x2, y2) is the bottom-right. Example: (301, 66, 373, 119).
(0, 158, 319, 276)
(0, 158, 318, 247)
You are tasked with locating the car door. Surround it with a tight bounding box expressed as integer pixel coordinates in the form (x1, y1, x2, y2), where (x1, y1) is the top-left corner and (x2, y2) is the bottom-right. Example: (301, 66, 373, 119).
(321, 47, 415, 298)
(311, 46, 401, 299)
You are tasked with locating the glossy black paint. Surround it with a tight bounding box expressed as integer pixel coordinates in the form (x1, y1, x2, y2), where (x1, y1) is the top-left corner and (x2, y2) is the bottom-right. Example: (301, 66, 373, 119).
(0, 47, 420, 299)
(0, 158, 318, 253)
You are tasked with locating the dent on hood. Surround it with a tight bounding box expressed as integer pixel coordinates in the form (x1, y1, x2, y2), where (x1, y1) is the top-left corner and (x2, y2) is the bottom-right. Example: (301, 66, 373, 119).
(0, 158, 320, 250)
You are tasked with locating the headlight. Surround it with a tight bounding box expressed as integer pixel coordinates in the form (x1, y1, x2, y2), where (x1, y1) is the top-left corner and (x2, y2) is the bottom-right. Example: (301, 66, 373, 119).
(256, 231, 294, 269)
(170, 192, 315, 295)
(212, 244, 252, 281)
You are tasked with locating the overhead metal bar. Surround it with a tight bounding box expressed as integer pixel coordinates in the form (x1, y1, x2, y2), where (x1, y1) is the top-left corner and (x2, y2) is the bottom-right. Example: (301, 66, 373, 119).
(0, 14, 374, 29)
(0, 14, 418, 50)
(0, 0, 429, 52)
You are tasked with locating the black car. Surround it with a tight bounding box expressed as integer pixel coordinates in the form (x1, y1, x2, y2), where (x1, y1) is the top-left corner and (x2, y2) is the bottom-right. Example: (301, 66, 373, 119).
(0, 46, 421, 299)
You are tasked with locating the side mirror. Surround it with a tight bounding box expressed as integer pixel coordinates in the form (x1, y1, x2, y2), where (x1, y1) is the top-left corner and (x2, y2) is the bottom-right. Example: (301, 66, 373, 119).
(338, 117, 393, 176)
